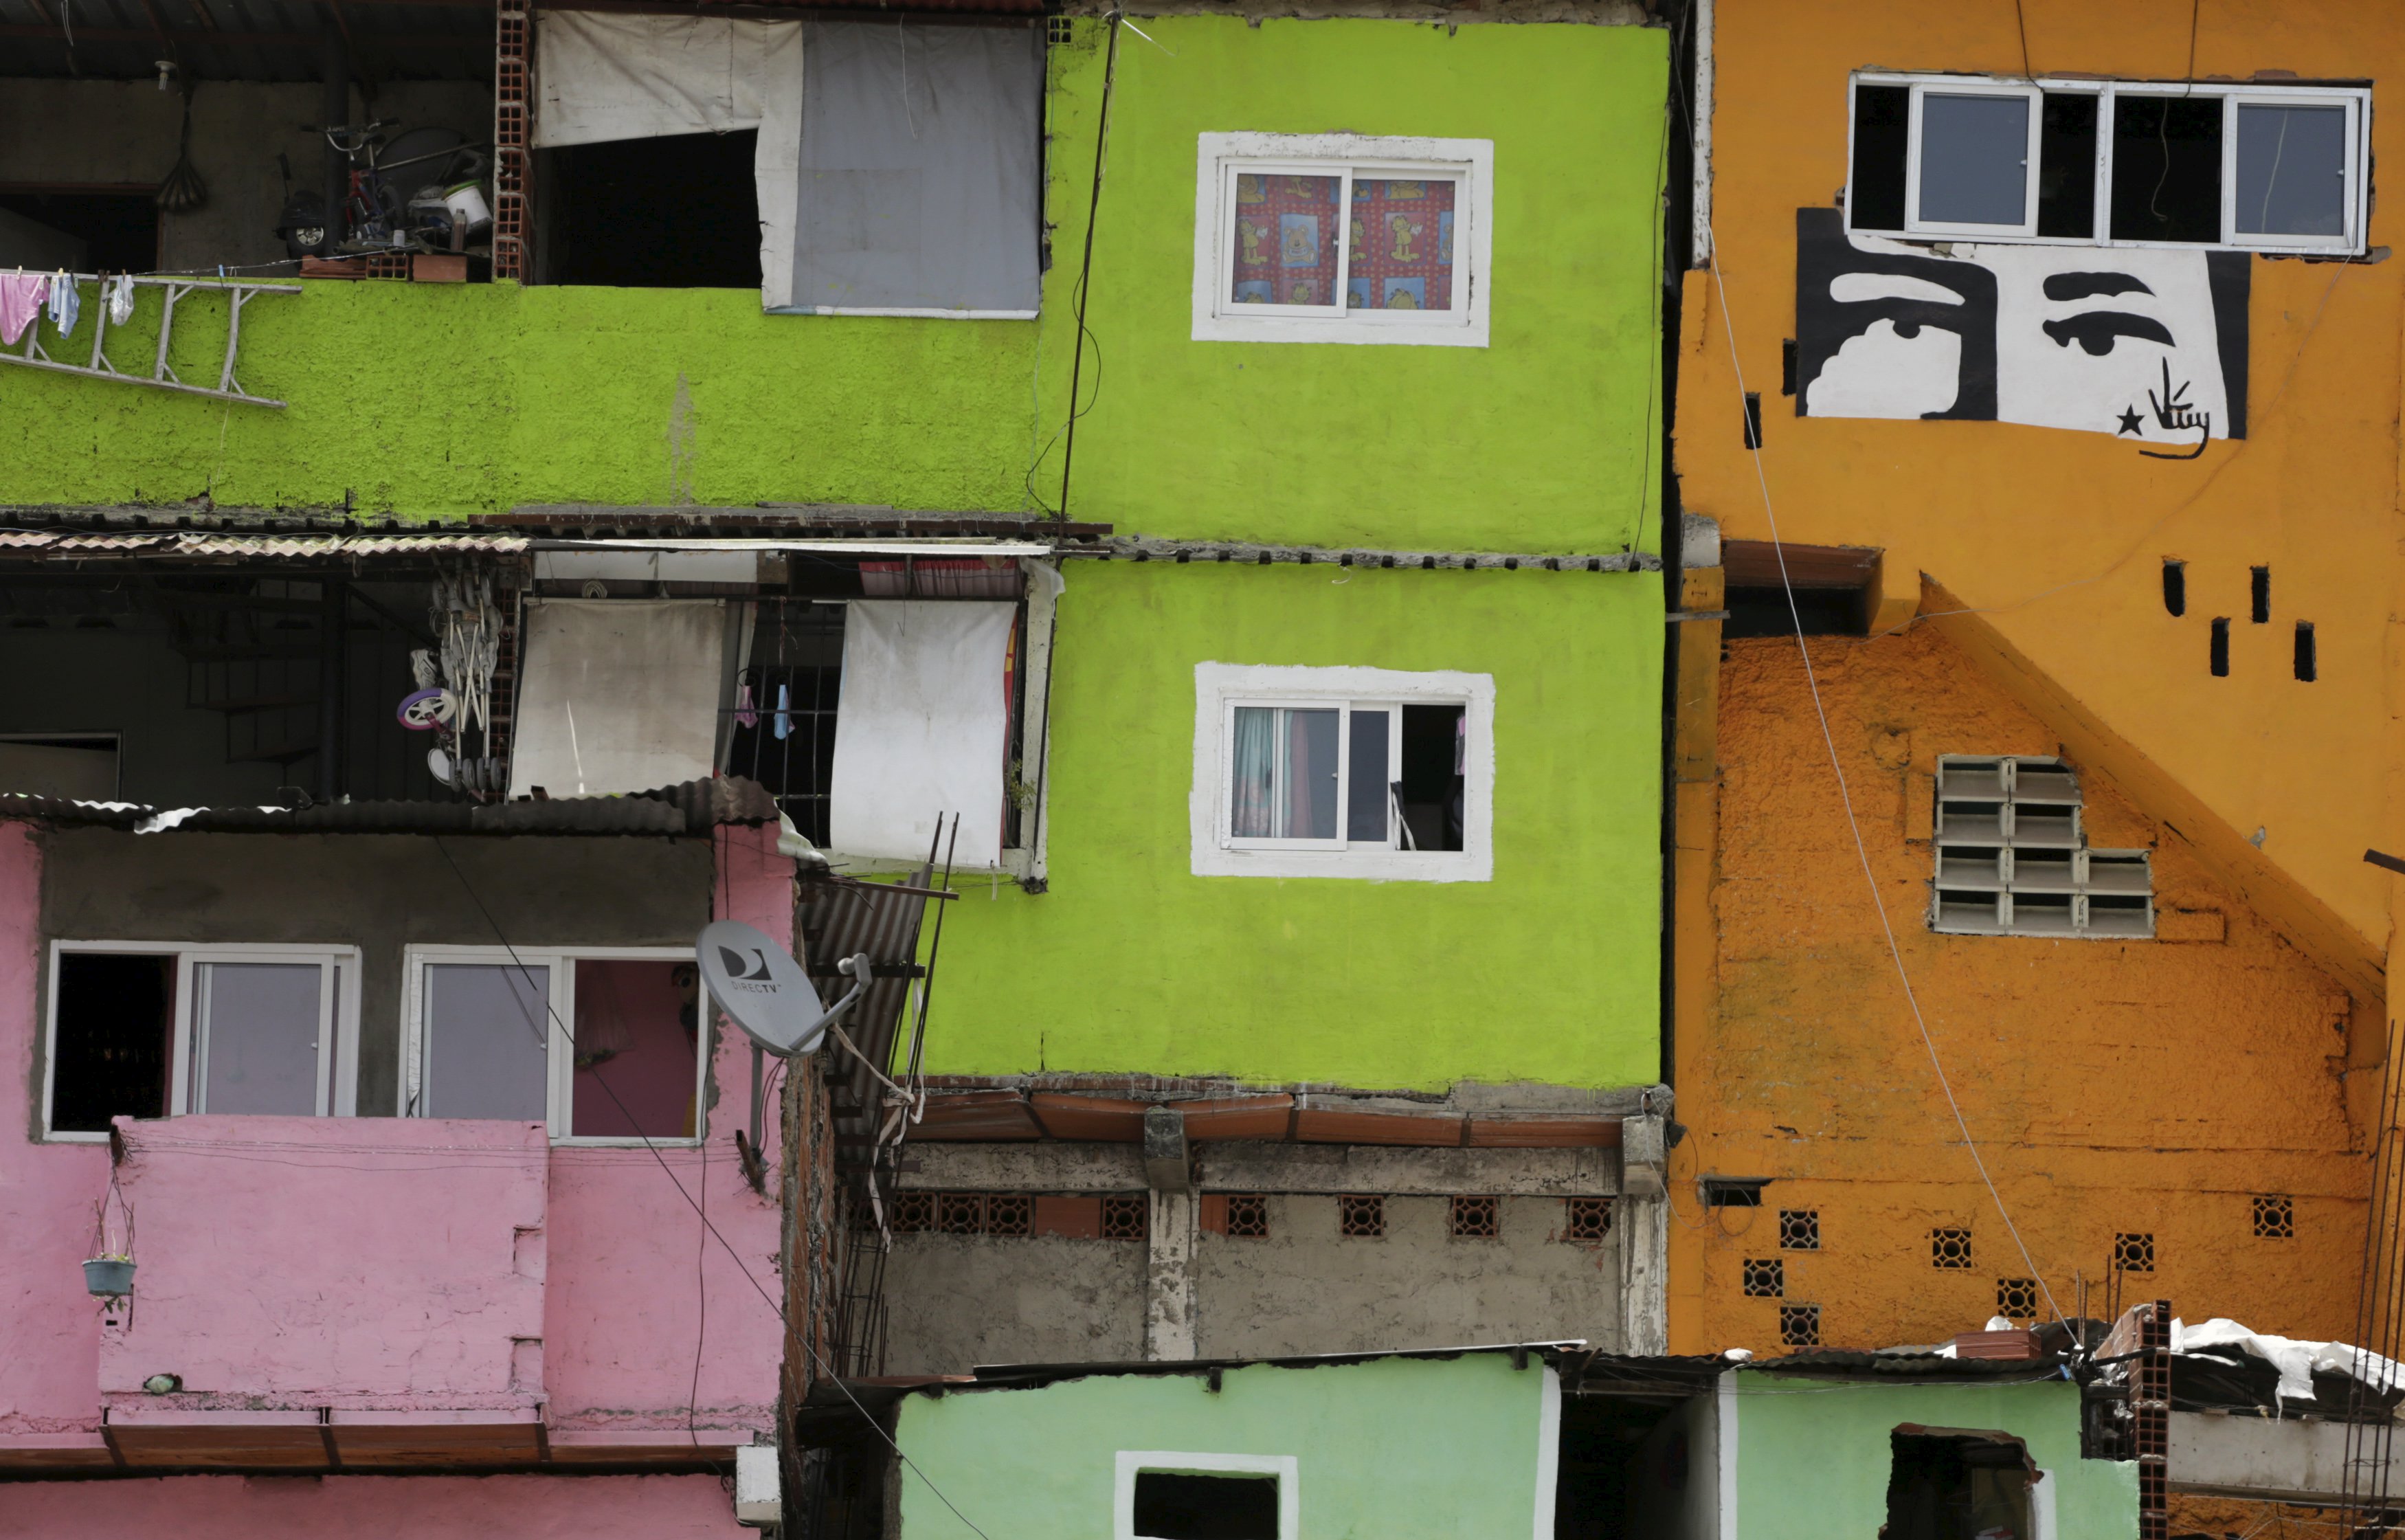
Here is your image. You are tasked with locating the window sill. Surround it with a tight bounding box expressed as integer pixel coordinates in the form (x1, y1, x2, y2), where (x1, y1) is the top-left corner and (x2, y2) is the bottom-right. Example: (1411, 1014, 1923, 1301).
(1192, 314, 1489, 348)
(1192, 846, 1490, 883)
(765, 306, 1040, 320)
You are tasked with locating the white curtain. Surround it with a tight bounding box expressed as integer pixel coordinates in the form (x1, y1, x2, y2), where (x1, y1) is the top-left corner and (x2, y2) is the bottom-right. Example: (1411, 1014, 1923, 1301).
(827, 601, 1014, 869)
(534, 10, 805, 309)
(508, 599, 726, 799)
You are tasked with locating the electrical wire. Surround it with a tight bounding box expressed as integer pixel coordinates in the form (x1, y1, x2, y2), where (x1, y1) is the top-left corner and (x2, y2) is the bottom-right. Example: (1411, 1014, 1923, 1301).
(429, 836, 998, 1540)
(1701, 259, 2068, 1333)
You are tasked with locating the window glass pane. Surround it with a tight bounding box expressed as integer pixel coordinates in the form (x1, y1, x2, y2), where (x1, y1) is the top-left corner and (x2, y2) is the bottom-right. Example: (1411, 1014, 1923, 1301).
(50, 952, 172, 1133)
(2110, 95, 2223, 243)
(2035, 92, 2099, 239)
(1348, 179, 1455, 311)
(572, 960, 699, 1139)
(1280, 708, 1339, 839)
(1919, 93, 2030, 225)
(2235, 102, 2347, 236)
(1850, 83, 1911, 231)
(195, 963, 322, 1116)
(424, 963, 550, 1121)
(1231, 172, 1340, 307)
(1231, 706, 1277, 838)
(1399, 704, 1467, 853)
(1346, 709, 1390, 842)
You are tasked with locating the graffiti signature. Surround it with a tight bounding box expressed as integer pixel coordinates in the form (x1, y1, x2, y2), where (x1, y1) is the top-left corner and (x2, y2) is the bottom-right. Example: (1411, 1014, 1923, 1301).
(2138, 358, 2211, 460)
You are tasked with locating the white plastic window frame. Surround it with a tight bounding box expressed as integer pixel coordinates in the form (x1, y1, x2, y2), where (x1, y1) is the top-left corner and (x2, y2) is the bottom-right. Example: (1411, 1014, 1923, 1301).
(399, 944, 707, 1145)
(1191, 131, 1493, 347)
(1849, 71, 2371, 255)
(1190, 662, 1494, 882)
(41, 940, 362, 1142)
(1115, 1451, 1299, 1540)
(1903, 78, 2044, 238)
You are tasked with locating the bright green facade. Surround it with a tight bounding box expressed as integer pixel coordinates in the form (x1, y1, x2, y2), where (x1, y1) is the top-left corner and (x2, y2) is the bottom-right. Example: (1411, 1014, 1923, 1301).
(893, 1354, 1555, 1540)
(924, 559, 1662, 1091)
(1731, 1373, 2136, 1540)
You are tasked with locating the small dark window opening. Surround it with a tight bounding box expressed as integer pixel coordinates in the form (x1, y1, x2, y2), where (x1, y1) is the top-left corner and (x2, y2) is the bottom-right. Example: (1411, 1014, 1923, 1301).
(49, 952, 174, 1134)
(2036, 93, 2101, 239)
(1850, 84, 1911, 231)
(1396, 704, 1466, 853)
(0, 188, 161, 272)
(1725, 585, 1870, 638)
(1743, 392, 1764, 449)
(2295, 622, 2317, 682)
(1133, 1472, 1279, 1540)
(1703, 1176, 1769, 1208)
(2250, 566, 2271, 624)
(2210, 617, 2231, 677)
(2162, 559, 2186, 616)
(1884, 1431, 2034, 1540)
(1781, 339, 1798, 396)
(544, 130, 763, 289)
(2110, 96, 2224, 244)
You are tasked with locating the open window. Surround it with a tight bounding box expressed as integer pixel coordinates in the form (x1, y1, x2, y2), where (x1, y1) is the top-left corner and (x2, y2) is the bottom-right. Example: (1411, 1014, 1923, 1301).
(1848, 73, 2369, 254)
(401, 946, 705, 1141)
(1192, 663, 1493, 882)
(1193, 132, 1492, 346)
(1884, 1427, 2046, 1540)
(1116, 1453, 1297, 1540)
(44, 943, 361, 1140)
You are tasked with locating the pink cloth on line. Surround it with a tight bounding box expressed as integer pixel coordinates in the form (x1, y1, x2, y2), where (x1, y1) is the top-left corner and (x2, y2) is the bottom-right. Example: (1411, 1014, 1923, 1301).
(0, 272, 49, 344)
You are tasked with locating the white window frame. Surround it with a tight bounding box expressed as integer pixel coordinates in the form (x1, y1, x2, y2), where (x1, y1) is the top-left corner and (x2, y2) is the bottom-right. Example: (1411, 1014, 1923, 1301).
(1190, 662, 1494, 882)
(1903, 78, 2044, 238)
(41, 940, 362, 1143)
(1191, 131, 1493, 347)
(1115, 1451, 1299, 1540)
(1849, 71, 2371, 255)
(399, 944, 707, 1145)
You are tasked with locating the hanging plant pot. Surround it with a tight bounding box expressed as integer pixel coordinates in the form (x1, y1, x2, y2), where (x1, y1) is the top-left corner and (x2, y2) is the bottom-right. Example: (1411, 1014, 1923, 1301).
(83, 1258, 135, 1297)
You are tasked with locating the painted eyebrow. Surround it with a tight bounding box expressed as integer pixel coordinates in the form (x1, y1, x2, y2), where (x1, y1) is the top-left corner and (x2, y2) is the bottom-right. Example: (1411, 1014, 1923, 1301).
(1829, 272, 1965, 305)
(2042, 273, 2156, 301)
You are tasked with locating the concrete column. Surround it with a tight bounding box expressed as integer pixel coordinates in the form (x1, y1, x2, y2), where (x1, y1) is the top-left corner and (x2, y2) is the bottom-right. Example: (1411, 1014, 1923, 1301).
(1143, 1190, 1196, 1361)
(1620, 1194, 1669, 1356)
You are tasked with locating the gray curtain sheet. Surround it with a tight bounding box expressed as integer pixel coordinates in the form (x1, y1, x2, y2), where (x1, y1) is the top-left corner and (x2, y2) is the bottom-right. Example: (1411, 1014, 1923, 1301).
(785, 20, 1044, 315)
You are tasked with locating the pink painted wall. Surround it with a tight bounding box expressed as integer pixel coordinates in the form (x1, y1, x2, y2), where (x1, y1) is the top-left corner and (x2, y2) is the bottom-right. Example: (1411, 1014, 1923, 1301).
(0, 823, 110, 1438)
(2, 818, 792, 1448)
(100, 1116, 548, 1407)
(544, 822, 789, 1433)
(0, 1472, 744, 1539)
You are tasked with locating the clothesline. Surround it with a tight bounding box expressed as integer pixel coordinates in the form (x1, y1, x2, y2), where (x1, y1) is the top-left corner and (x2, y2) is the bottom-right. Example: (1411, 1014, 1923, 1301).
(8, 263, 306, 287)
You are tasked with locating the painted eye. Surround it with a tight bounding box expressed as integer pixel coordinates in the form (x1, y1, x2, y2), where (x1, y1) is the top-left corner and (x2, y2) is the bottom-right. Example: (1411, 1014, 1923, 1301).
(2041, 311, 2175, 357)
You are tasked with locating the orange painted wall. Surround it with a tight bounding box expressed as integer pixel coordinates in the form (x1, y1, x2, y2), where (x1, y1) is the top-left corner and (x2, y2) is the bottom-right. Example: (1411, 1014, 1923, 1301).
(1670, 626, 2371, 1354)
(1674, 0, 2404, 971)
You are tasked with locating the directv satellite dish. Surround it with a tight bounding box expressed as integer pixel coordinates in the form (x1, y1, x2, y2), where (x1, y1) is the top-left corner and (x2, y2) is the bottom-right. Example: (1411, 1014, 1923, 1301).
(695, 920, 870, 1058)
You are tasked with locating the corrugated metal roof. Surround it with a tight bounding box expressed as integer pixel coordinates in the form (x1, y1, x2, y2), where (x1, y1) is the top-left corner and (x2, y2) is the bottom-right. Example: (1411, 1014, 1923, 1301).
(0, 777, 779, 836)
(1753, 1349, 2071, 1378)
(1, 0, 493, 83)
(0, 531, 529, 557)
(1085, 537, 1663, 573)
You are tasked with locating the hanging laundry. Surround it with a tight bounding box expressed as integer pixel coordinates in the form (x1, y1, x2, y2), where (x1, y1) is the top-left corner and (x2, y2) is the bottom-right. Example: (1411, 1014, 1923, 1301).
(45, 274, 78, 339)
(772, 682, 794, 741)
(107, 274, 136, 326)
(735, 680, 759, 729)
(0, 271, 50, 346)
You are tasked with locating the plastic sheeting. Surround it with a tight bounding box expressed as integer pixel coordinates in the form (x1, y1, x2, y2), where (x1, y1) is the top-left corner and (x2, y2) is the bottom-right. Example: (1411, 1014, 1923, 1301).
(2173, 1317, 2405, 1405)
(508, 599, 728, 799)
(533, 10, 805, 309)
(783, 20, 1044, 316)
(827, 600, 1013, 868)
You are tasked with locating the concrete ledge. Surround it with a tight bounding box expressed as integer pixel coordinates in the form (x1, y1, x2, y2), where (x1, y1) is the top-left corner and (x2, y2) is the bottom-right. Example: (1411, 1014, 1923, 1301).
(2169, 1409, 2401, 1504)
(899, 1140, 1619, 1196)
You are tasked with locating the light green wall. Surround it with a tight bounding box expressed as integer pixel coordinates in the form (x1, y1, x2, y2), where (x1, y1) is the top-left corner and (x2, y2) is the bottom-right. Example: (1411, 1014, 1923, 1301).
(0, 16, 1666, 543)
(0, 282, 1042, 516)
(922, 559, 1662, 1091)
(1044, 15, 1667, 553)
(1732, 1373, 2135, 1540)
(894, 1354, 1552, 1540)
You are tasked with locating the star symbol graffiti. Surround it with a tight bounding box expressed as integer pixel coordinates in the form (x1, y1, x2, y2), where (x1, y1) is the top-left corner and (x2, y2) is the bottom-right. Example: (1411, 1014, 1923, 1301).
(2116, 405, 2145, 436)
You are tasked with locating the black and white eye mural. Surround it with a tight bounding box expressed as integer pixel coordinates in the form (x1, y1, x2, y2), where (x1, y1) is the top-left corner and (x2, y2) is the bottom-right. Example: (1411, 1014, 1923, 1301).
(1793, 208, 2249, 459)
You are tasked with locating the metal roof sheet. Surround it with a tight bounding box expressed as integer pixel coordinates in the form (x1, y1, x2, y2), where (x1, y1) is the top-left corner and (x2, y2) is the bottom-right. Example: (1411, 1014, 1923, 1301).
(0, 531, 530, 557)
(0, 777, 779, 836)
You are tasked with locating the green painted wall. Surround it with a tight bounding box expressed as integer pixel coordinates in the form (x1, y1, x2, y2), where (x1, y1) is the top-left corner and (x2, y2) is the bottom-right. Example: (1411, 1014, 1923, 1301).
(894, 1354, 1552, 1540)
(0, 282, 1043, 516)
(1044, 15, 1667, 553)
(0, 15, 1666, 547)
(922, 559, 1662, 1091)
(1732, 1373, 2135, 1540)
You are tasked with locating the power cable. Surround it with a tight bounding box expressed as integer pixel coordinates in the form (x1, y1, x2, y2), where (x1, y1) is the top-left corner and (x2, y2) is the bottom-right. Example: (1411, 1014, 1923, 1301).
(428, 836, 998, 1540)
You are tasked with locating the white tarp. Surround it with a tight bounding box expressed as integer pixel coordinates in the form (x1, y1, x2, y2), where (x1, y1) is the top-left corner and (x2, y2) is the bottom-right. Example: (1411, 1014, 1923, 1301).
(2173, 1317, 2405, 1404)
(828, 601, 1012, 869)
(508, 599, 726, 799)
(533, 10, 804, 309)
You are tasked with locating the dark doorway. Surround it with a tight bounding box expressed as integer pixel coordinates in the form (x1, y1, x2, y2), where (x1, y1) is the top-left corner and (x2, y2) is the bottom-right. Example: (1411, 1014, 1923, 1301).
(0, 188, 160, 271)
(49, 951, 174, 1135)
(544, 130, 762, 288)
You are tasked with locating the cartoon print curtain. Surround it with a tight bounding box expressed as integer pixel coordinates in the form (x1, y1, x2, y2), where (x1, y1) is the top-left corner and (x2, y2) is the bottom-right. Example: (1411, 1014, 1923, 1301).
(1229, 172, 1457, 311)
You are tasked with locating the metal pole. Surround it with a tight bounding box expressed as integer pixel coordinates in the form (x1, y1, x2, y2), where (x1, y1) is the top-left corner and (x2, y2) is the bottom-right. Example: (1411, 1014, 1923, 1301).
(317, 577, 346, 800)
(320, 8, 348, 255)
